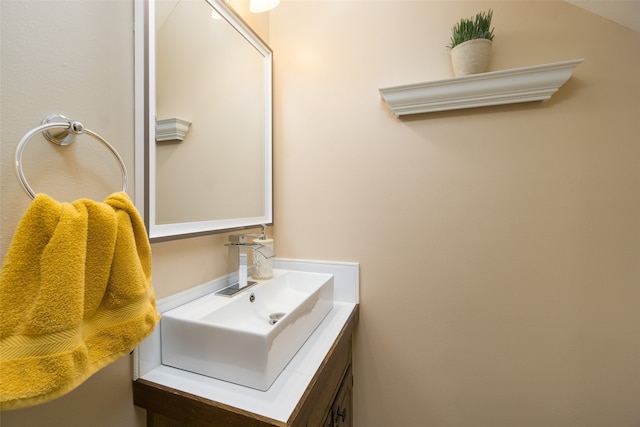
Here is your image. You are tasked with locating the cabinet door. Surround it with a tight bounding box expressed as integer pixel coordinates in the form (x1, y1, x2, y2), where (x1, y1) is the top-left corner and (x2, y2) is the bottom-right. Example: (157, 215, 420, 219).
(331, 367, 353, 427)
(321, 410, 333, 427)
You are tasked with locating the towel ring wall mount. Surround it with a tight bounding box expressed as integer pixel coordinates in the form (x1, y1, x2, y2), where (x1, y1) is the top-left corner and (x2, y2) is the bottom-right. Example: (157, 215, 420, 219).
(15, 114, 128, 199)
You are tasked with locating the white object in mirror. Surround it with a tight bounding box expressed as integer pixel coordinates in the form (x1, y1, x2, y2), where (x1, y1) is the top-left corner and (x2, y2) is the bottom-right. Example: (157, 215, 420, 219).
(135, 0, 273, 240)
(156, 117, 191, 142)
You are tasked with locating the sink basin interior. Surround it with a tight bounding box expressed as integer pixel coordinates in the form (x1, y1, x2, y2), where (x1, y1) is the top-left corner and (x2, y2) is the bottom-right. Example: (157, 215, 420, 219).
(161, 269, 334, 390)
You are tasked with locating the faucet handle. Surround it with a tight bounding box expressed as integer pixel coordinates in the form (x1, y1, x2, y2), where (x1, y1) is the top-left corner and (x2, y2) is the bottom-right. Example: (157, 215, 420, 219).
(228, 233, 262, 244)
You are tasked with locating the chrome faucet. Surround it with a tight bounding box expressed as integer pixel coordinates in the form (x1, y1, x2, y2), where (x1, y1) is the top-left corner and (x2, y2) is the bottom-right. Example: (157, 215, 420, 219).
(216, 229, 275, 297)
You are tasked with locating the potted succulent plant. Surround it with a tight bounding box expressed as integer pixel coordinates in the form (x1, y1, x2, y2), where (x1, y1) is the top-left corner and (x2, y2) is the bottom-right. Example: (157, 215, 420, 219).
(447, 9, 495, 76)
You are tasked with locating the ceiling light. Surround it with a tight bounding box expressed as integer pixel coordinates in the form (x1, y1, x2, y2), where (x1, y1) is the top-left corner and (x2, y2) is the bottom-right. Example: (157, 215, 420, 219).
(249, 0, 280, 13)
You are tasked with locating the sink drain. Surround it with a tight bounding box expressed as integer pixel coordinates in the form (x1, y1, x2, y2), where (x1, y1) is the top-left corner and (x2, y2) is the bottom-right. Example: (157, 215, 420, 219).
(269, 312, 286, 325)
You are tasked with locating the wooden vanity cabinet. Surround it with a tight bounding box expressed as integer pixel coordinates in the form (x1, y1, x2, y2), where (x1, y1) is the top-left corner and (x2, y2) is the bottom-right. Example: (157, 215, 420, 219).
(332, 366, 353, 427)
(320, 366, 353, 427)
(133, 305, 358, 427)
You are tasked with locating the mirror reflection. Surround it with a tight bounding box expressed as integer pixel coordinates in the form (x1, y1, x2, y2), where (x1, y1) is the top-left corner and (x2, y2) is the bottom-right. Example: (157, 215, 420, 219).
(144, 0, 273, 240)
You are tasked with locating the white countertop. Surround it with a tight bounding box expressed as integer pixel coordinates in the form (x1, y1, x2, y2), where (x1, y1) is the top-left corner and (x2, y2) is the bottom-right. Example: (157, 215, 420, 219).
(140, 302, 356, 422)
(135, 259, 360, 423)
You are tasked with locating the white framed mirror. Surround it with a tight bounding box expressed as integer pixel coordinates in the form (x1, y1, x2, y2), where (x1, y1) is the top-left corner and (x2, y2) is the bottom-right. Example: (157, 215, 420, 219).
(135, 0, 273, 241)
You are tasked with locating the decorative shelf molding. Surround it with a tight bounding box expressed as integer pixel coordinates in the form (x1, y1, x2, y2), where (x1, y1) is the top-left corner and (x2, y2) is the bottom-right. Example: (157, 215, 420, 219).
(379, 59, 583, 116)
(156, 117, 192, 142)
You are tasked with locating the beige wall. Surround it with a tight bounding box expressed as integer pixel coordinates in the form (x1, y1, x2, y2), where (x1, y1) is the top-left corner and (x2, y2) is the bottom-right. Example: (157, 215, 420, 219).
(270, 1, 640, 426)
(1, 0, 639, 426)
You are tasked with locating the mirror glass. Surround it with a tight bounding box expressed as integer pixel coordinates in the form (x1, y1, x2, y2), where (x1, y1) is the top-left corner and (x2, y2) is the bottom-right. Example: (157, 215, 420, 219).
(138, 0, 273, 240)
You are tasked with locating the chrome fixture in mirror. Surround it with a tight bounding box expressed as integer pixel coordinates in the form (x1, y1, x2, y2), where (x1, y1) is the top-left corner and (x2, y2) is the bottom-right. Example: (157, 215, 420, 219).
(135, 0, 273, 240)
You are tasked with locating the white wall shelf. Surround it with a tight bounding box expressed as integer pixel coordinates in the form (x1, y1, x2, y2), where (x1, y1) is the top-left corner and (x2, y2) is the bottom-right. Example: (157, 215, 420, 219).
(379, 59, 583, 116)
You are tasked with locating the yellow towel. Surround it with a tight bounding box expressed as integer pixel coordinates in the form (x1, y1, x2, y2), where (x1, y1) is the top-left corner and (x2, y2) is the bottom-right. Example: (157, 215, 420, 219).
(0, 192, 160, 410)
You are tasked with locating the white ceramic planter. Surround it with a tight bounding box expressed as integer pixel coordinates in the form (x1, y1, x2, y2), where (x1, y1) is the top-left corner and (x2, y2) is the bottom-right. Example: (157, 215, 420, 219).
(450, 38, 492, 76)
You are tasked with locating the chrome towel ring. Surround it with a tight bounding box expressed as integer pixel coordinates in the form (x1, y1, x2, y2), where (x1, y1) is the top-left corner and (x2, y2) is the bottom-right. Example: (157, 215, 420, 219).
(14, 114, 128, 199)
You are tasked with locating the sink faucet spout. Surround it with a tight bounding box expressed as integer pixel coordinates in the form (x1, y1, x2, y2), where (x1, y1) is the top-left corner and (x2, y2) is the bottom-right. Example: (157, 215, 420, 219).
(221, 232, 276, 295)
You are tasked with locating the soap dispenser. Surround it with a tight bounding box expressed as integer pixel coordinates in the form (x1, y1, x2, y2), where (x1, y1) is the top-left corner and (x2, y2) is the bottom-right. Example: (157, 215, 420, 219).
(252, 224, 274, 280)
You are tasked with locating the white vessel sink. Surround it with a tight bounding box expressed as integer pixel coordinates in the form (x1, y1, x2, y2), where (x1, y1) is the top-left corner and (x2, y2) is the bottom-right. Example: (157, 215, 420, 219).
(161, 270, 334, 390)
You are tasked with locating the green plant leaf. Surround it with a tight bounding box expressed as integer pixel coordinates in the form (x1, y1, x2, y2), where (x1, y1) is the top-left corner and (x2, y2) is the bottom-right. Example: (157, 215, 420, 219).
(447, 9, 495, 49)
